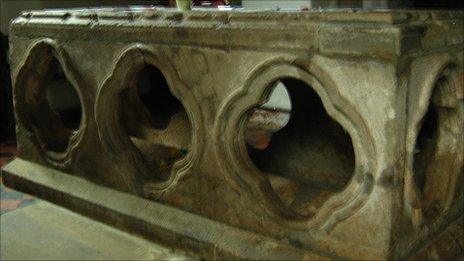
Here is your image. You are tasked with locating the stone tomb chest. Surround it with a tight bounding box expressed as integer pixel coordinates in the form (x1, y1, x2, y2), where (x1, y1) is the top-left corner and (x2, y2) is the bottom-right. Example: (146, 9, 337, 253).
(3, 7, 463, 260)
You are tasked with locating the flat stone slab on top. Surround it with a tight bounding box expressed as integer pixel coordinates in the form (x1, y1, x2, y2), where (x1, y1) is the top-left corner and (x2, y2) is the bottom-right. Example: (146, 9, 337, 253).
(12, 7, 462, 60)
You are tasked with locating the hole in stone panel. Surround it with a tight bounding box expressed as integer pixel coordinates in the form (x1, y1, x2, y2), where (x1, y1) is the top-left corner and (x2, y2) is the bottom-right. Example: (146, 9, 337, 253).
(44, 58, 82, 131)
(413, 97, 438, 193)
(29, 56, 82, 153)
(413, 71, 463, 222)
(136, 66, 183, 130)
(245, 78, 356, 217)
(121, 65, 192, 182)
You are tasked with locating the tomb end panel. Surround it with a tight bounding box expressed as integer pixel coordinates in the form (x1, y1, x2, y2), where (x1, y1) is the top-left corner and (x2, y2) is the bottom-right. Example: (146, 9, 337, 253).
(398, 51, 464, 258)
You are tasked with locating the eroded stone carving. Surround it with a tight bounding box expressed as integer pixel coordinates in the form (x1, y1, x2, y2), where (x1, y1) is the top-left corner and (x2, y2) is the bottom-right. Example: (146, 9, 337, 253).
(95, 45, 202, 196)
(13, 39, 86, 168)
(214, 59, 374, 231)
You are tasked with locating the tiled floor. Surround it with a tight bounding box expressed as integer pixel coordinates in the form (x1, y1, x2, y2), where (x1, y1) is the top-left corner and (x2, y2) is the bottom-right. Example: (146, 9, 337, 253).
(0, 141, 37, 215)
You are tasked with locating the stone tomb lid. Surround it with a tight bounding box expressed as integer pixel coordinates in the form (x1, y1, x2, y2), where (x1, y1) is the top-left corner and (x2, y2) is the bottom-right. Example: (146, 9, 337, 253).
(17, 6, 463, 25)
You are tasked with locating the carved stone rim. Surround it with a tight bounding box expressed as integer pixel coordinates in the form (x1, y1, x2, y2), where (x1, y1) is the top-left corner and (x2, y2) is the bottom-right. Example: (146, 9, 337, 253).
(95, 44, 202, 196)
(214, 58, 375, 231)
(13, 38, 87, 169)
(18, 8, 462, 26)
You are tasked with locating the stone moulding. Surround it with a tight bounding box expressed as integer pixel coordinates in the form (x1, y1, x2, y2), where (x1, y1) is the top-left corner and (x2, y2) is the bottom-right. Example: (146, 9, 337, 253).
(95, 44, 203, 196)
(3, 7, 464, 260)
(11, 9, 463, 59)
(12, 38, 87, 169)
(214, 58, 375, 231)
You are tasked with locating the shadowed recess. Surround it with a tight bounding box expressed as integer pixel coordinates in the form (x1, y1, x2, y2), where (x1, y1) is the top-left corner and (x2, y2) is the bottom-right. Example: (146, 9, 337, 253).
(245, 78, 355, 217)
(29, 56, 82, 153)
(414, 95, 438, 193)
(413, 69, 463, 222)
(121, 65, 191, 182)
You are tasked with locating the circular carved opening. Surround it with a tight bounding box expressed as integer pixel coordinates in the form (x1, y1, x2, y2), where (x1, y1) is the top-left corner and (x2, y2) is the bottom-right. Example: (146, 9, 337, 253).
(244, 78, 355, 217)
(413, 67, 463, 222)
(121, 65, 192, 182)
(28, 56, 82, 154)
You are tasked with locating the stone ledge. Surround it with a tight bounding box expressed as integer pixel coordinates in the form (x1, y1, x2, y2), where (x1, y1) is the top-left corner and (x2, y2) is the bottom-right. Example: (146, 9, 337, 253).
(1, 158, 330, 260)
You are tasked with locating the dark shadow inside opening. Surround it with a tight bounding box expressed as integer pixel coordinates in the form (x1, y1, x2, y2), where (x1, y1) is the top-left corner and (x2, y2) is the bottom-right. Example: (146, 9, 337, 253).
(31, 56, 82, 153)
(413, 96, 438, 193)
(412, 74, 460, 221)
(121, 65, 191, 182)
(245, 78, 355, 216)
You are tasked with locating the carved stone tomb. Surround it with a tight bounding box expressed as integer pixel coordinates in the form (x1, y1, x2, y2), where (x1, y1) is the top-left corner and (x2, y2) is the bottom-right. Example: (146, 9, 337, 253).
(2, 7, 463, 260)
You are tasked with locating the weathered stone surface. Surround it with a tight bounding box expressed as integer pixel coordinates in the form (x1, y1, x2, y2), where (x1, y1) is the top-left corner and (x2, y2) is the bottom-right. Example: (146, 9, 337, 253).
(0, 201, 191, 260)
(2, 7, 463, 260)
